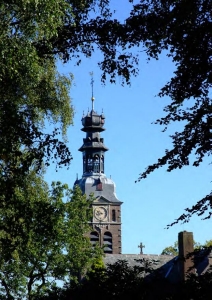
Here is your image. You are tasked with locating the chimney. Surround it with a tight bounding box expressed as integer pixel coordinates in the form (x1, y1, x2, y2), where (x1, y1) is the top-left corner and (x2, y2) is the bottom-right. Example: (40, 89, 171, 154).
(178, 231, 194, 280)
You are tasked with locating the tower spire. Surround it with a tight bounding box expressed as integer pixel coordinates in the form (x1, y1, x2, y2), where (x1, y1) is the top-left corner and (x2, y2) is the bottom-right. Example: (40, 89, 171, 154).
(75, 91, 123, 255)
(90, 71, 95, 110)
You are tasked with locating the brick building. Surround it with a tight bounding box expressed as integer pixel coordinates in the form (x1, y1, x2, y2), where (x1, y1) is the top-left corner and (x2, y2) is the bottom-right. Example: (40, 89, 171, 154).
(74, 97, 122, 254)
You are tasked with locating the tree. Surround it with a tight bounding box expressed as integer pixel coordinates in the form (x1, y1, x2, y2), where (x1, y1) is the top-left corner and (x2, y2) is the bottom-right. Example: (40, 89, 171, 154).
(161, 240, 212, 255)
(2, 1, 211, 225)
(204, 240, 212, 248)
(124, 0, 212, 223)
(1, 1, 211, 294)
(43, 264, 212, 300)
(67, 259, 157, 300)
(161, 242, 178, 256)
(0, 0, 74, 163)
(0, 172, 101, 300)
(0, 1, 143, 296)
(0, 0, 76, 258)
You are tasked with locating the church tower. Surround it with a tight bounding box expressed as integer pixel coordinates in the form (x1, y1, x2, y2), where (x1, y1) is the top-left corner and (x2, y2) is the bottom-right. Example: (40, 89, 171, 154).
(74, 97, 122, 254)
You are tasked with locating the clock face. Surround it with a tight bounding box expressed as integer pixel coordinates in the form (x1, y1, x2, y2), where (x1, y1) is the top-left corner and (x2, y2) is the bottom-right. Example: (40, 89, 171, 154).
(94, 206, 107, 221)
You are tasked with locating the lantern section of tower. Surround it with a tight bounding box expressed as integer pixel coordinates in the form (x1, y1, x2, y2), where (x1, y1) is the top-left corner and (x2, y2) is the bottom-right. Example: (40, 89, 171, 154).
(79, 109, 108, 175)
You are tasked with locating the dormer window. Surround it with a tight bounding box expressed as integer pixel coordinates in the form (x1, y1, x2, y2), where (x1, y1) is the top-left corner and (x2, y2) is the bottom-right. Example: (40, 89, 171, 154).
(96, 178, 103, 191)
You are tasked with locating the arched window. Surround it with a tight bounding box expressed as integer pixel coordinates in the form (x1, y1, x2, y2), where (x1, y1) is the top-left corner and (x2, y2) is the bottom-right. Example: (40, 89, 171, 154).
(100, 155, 104, 173)
(90, 231, 99, 247)
(93, 154, 100, 173)
(112, 209, 116, 222)
(103, 232, 112, 254)
(82, 152, 86, 173)
(87, 155, 93, 172)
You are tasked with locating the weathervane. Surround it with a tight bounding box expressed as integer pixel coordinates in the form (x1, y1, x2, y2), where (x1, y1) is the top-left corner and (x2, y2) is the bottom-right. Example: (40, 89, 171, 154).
(89, 71, 95, 110)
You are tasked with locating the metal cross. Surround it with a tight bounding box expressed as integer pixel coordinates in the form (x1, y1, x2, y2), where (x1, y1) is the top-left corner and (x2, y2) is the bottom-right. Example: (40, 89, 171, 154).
(138, 242, 145, 254)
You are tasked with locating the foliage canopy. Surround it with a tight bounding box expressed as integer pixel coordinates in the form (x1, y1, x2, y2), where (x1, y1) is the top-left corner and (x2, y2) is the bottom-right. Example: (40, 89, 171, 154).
(126, 0, 212, 223)
(0, 176, 100, 299)
(161, 240, 212, 255)
(1, 1, 211, 224)
(0, 0, 211, 297)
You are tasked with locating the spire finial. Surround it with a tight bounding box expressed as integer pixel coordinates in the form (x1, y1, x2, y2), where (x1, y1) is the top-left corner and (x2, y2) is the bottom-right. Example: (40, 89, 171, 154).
(90, 71, 95, 110)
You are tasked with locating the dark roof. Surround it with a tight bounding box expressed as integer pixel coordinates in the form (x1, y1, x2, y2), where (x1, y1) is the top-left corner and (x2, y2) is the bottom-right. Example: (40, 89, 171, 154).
(104, 253, 174, 265)
(81, 109, 105, 132)
(75, 174, 122, 204)
(104, 254, 176, 278)
(103, 252, 212, 282)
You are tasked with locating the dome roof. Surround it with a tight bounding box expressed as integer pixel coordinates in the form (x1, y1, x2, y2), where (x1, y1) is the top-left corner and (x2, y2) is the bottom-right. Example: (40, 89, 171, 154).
(81, 110, 105, 132)
(74, 174, 121, 203)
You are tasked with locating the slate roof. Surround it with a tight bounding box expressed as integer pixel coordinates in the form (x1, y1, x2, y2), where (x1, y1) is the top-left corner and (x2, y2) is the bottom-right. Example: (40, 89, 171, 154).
(104, 254, 174, 266)
(75, 174, 122, 204)
(193, 249, 212, 275)
(104, 254, 176, 279)
(103, 252, 212, 282)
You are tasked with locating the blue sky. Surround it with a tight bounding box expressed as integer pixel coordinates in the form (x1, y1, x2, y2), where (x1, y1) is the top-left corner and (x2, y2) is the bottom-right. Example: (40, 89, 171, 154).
(46, 0, 211, 255)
